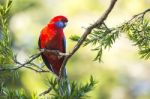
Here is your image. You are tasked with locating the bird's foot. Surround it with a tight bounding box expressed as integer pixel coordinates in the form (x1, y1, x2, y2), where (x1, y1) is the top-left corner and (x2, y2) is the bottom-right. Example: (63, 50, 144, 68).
(58, 52, 70, 59)
(40, 48, 45, 52)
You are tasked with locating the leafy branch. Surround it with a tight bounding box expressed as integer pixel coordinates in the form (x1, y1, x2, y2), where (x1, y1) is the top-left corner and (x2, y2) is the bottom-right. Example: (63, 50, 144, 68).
(40, 76, 96, 99)
(84, 23, 120, 62)
(121, 9, 150, 59)
(70, 8, 150, 62)
(0, 0, 13, 65)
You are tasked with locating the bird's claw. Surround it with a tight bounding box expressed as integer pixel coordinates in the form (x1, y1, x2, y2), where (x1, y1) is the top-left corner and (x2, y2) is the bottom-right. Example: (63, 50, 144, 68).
(40, 49, 45, 53)
(58, 52, 70, 59)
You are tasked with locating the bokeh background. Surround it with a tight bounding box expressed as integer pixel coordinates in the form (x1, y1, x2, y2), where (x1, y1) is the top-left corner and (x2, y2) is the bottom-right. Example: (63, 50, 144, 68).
(2, 0, 150, 99)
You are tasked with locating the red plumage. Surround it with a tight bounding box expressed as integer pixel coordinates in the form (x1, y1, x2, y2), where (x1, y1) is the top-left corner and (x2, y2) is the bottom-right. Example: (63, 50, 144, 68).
(38, 16, 68, 76)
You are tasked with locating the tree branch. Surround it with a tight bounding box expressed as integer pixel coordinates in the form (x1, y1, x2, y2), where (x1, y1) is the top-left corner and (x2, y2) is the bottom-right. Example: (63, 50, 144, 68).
(0, 49, 67, 73)
(39, 87, 52, 96)
(129, 8, 150, 22)
(59, 0, 117, 78)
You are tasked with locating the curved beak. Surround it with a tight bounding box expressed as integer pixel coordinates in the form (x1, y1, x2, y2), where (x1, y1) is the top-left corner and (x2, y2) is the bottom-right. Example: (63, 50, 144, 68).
(64, 22, 67, 28)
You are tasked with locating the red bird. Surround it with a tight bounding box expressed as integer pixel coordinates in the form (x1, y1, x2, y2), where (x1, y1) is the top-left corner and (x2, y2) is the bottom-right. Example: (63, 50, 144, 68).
(38, 15, 68, 76)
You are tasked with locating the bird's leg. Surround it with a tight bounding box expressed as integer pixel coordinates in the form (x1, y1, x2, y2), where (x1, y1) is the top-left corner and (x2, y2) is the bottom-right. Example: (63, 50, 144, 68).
(40, 48, 45, 53)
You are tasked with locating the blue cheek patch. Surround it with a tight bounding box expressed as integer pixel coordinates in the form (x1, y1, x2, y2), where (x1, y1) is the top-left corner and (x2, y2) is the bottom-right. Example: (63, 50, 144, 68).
(55, 21, 64, 28)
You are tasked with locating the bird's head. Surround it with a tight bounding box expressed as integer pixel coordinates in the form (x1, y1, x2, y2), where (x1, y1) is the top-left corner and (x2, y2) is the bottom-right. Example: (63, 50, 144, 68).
(50, 15, 68, 28)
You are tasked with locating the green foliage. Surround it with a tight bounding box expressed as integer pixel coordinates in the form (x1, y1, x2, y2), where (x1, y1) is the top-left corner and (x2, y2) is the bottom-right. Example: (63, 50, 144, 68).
(45, 76, 96, 99)
(70, 76, 96, 98)
(70, 35, 80, 42)
(84, 24, 120, 62)
(0, 1, 28, 99)
(0, 83, 39, 99)
(85, 16, 150, 61)
(70, 13, 150, 62)
(0, 0, 13, 65)
(3, 88, 28, 99)
(0, 82, 30, 99)
(121, 16, 150, 59)
(70, 24, 120, 62)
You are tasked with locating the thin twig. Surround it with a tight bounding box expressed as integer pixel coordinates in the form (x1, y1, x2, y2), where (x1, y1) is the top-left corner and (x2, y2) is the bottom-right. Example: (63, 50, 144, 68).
(128, 8, 150, 22)
(0, 49, 67, 72)
(39, 87, 52, 96)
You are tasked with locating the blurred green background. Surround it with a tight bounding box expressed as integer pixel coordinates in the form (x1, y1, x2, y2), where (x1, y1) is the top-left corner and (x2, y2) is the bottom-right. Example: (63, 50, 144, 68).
(3, 0, 150, 99)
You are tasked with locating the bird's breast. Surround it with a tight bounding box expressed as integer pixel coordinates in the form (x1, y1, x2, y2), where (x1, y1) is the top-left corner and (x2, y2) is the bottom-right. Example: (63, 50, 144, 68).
(46, 32, 64, 51)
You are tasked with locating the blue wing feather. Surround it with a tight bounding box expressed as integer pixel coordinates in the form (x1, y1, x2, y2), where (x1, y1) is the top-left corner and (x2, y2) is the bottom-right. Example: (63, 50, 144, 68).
(62, 37, 66, 53)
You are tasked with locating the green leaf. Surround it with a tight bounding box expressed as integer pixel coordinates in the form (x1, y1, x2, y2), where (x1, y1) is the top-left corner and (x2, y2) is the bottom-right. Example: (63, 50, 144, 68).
(69, 35, 80, 42)
(84, 24, 120, 62)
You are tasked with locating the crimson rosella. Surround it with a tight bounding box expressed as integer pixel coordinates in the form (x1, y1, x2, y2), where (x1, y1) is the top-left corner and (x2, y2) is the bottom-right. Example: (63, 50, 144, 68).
(38, 15, 71, 96)
(38, 15, 68, 76)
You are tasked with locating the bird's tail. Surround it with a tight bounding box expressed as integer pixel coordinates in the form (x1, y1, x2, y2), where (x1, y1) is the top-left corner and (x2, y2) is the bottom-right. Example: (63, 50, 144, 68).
(58, 68, 71, 96)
